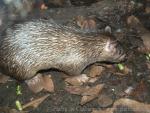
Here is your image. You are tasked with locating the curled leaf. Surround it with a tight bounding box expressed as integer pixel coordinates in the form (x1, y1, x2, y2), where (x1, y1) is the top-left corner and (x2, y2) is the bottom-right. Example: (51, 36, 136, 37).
(22, 94, 50, 109)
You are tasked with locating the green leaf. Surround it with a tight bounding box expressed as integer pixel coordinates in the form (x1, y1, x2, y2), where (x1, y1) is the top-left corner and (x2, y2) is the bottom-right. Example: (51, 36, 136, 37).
(117, 63, 124, 70)
(15, 100, 23, 111)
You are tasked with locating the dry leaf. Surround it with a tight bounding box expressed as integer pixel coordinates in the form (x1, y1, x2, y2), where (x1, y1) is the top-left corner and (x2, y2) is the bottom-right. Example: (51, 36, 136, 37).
(43, 75, 54, 92)
(114, 98, 150, 113)
(97, 94, 113, 108)
(65, 86, 89, 95)
(127, 15, 150, 53)
(91, 98, 150, 113)
(26, 74, 54, 93)
(65, 84, 104, 105)
(124, 86, 135, 95)
(25, 74, 44, 93)
(88, 77, 99, 83)
(80, 95, 97, 105)
(82, 84, 104, 96)
(22, 94, 50, 109)
(65, 74, 89, 86)
(88, 65, 105, 77)
(130, 80, 148, 101)
(80, 84, 104, 105)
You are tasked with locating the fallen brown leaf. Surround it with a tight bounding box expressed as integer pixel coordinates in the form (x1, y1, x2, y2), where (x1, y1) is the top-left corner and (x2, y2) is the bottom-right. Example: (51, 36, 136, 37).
(91, 98, 150, 113)
(130, 80, 148, 101)
(65, 84, 104, 105)
(80, 95, 97, 105)
(113, 98, 150, 113)
(88, 65, 105, 77)
(43, 75, 54, 92)
(80, 84, 104, 105)
(25, 74, 45, 93)
(127, 15, 150, 53)
(124, 86, 135, 95)
(65, 85, 89, 95)
(97, 94, 113, 108)
(26, 74, 54, 93)
(82, 84, 104, 96)
(88, 77, 99, 83)
(22, 94, 50, 109)
(65, 74, 89, 86)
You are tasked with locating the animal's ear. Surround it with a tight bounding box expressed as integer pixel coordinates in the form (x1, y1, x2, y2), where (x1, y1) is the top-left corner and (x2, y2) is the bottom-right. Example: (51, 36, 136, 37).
(25, 73, 54, 93)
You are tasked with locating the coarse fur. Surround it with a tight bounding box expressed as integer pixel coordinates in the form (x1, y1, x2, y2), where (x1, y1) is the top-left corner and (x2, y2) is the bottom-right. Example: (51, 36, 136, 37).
(0, 19, 125, 80)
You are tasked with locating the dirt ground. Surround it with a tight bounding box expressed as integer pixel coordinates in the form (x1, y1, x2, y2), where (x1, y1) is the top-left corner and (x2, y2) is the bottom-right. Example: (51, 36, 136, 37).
(0, 0, 150, 113)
